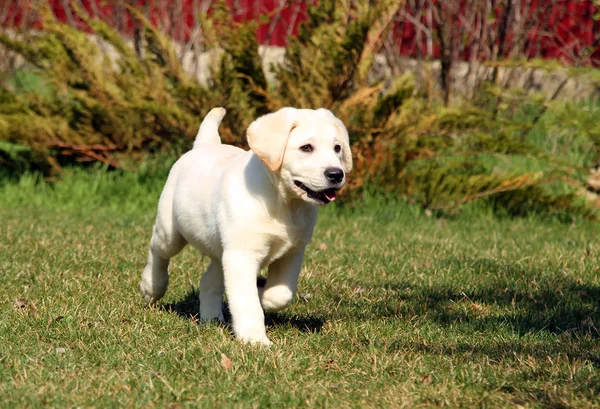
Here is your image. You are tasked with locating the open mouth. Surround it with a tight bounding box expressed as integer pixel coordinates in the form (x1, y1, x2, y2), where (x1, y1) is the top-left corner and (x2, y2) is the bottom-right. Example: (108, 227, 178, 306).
(294, 181, 339, 204)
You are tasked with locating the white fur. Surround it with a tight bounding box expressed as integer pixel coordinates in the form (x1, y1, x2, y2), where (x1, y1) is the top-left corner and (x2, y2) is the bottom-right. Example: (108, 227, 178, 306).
(139, 107, 352, 346)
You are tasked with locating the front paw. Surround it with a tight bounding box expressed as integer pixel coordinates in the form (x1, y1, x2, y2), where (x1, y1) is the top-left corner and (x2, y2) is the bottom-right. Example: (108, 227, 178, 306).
(240, 334, 273, 347)
(139, 281, 166, 305)
(234, 323, 272, 347)
(260, 286, 294, 312)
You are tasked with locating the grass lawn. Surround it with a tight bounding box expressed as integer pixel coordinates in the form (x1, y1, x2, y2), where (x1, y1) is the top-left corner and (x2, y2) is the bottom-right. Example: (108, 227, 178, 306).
(1, 170, 600, 408)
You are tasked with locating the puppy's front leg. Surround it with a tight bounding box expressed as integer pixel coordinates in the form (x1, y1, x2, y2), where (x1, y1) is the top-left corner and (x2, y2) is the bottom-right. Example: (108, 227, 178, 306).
(222, 249, 271, 346)
(260, 247, 305, 312)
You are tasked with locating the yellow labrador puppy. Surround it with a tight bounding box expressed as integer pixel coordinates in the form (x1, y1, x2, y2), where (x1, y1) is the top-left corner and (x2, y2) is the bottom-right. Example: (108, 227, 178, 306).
(139, 107, 352, 345)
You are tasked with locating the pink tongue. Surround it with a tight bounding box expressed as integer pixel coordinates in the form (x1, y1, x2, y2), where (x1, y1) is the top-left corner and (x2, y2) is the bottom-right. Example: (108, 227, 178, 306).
(324, 191, 337, 201)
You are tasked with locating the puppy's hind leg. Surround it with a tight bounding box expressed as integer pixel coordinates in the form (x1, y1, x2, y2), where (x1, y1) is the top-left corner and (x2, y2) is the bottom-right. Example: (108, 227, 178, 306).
(139, 221, 186, 305)
(199, 259, 225, 322)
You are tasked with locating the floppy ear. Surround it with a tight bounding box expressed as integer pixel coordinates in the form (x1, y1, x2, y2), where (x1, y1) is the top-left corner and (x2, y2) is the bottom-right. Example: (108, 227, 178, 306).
(247, 108, 298, 171)
(336, 121, 353, 174)
(317, 109, 353, 173)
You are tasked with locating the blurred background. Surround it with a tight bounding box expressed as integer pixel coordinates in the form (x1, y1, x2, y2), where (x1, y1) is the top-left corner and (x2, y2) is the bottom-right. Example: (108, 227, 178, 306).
(1, 0, 600, 218)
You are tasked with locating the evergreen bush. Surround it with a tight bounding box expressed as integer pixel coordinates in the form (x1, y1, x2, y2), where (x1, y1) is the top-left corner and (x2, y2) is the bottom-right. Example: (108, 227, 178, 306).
(0, 0, 597, 219)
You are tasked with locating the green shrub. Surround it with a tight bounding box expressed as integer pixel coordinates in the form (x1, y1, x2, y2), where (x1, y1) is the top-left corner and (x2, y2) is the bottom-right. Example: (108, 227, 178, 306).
(0, 0, 597, 219)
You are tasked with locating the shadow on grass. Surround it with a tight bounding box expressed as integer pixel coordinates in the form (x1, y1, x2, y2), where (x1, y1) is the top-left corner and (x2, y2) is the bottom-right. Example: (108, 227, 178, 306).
(393, 337, 600, 366)
(338, 257, 600, 339)
(161, 288, 325, 333)
(161, 288, 203, 322)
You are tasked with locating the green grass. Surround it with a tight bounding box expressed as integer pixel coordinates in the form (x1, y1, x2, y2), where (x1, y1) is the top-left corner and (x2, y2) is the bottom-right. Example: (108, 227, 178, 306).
(1, 169, 600, 408)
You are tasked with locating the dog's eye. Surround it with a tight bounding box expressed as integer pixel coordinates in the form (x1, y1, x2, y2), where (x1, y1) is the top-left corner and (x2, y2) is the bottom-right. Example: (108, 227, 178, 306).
(334, 144, 341, 153)
(300, 144, 313, 153)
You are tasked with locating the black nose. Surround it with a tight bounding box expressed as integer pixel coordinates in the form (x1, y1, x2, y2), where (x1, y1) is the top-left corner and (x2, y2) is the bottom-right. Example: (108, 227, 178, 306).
(324, 167, 344, 184)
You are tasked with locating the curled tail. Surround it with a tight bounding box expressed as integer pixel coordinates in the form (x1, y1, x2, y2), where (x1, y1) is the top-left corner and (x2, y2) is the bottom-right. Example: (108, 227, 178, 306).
(193, 107, 226, 149)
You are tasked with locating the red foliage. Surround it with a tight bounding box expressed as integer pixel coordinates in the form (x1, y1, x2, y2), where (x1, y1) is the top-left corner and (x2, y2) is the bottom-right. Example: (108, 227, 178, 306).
(1, 0, 599, 66)
(393, 0, 600, 66)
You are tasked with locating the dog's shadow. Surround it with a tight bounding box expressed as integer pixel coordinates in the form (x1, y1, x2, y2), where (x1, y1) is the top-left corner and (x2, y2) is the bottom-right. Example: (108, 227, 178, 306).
(161, 288, 325, 333)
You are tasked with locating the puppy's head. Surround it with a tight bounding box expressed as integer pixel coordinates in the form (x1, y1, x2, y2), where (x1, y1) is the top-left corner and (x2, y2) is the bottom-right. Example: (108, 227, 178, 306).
(247, 107, 352, 205)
